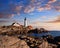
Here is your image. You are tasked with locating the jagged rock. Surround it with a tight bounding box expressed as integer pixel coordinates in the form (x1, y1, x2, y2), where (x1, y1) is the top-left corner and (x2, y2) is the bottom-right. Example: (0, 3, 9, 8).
(38, 40, 48, 48)
(0, 35, 30, 48)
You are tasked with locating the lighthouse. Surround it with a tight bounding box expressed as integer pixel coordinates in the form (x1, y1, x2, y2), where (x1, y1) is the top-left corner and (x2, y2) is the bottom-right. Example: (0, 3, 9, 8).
(24, 17, 27, 27)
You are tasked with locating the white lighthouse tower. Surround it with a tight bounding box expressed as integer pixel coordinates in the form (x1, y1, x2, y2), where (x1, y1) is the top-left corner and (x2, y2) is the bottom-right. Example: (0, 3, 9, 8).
(24, 17, 27, 27)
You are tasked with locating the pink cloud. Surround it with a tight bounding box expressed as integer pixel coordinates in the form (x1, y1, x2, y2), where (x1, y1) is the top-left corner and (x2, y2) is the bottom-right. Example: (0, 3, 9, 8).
(37, 7, 44, 11)
(0, 3, 23, 19)
(31, 0, 35, 3)
(37, 0, 60, 12)
(0, 13, 15, 18)
(0, 0, 60, 19)
(46, 16, 60, 23)
(24, 5, 35, 13)
(44, 4, 52, 10)
(37, 4, 52, 11)
(15, 6, 22, 12)
(0, 19, 13, 22)
(48, 0, 57, 3)
(54, 6, 60, 12)
(0, 20, 9, 22)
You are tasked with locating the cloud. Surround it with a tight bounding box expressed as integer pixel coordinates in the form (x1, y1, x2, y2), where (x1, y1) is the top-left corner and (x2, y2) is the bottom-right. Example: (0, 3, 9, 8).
(37, 7, 44, 11)
(0, 20, 8, 22)
(24, 0, 42, 13)
(37, 0, 60, 12)
(0, 1, 24, 19)
(54, 6, 60, 12)
(37, 4, 52, 11)
(24, 0, 41, 13)
(0, 19, 12, 22)
(46, 16, 60, 23)
(44, 4, 52, 10)
(48, 0, 57, 3)
(0, 0, 60, 19)
(24, 5, 35, 13)
(31, 15, 60, 24)
(30, 16, 47, 26)
(40, 16, 47, 19)
(30, 19, 60, 30)
(0, 13, 15, 18)
(47, 0, 60, 11)
(15, 6, 23, 13)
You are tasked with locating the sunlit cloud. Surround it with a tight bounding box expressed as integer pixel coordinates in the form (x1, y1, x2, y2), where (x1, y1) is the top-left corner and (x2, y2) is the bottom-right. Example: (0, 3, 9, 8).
(0, 0, 60, 19)
(0, 13, 15, 18)
(0, 20, 9, 22)
(0, 18, 14, 23)
(48, 0, 57, 3)
(40, 16, 47, 19)
(44, 4, 52, 10)
(0, 1, 23, 19)
(0, 0, 60, 30)
(24, 5, 35, 13)
(37, 7, 44, 11)
(31, 20, 60, 30)
(54, 6, 60, 12)
(46, 16, 60, 23)
(15, 6, 22, 13)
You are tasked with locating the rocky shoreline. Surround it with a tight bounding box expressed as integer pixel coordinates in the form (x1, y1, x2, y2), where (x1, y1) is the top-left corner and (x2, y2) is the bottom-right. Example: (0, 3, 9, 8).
(0, 25, 60, 48)
(0, 34, 59, 48)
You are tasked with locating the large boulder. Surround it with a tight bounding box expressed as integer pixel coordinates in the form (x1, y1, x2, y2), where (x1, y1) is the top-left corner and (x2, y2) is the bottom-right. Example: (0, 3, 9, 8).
(38, 40, 48, 48)
(0, 35, 30, 48)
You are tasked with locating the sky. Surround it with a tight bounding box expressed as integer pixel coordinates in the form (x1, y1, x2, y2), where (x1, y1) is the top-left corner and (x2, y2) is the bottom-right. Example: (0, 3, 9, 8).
(0, 0, 60, 30)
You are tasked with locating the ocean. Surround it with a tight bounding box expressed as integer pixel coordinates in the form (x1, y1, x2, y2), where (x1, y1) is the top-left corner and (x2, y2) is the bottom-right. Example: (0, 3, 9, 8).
(28, 31, 60, 38)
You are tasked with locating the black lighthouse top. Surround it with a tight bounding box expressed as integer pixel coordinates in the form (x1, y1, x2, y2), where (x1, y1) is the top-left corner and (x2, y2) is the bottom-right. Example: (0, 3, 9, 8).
(24, 17, 26, 20)
(24, 17, 27, 27)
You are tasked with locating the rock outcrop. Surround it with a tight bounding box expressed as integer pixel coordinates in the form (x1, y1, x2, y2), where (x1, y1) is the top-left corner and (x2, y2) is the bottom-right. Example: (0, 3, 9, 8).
(0, 35, 29, 48)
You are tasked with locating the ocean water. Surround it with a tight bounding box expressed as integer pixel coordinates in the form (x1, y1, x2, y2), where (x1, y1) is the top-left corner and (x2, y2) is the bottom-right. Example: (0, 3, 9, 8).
(28, 31, 60, 37)
(49, 31, 60, 37)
